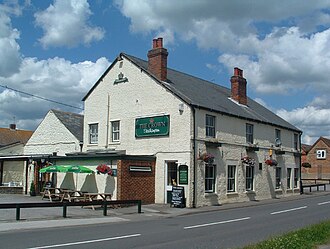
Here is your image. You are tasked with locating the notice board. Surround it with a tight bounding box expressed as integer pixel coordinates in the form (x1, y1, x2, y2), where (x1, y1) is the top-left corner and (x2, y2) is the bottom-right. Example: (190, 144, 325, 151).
(171, 186, 185, 208)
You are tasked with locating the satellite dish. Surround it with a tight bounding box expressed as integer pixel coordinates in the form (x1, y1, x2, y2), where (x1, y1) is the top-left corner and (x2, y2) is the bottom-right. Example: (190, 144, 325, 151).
(275, 138, 282, 147)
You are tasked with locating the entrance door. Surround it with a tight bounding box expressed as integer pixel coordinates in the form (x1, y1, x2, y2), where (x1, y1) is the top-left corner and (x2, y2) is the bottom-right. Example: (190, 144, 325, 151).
(166, 161, 177, 203)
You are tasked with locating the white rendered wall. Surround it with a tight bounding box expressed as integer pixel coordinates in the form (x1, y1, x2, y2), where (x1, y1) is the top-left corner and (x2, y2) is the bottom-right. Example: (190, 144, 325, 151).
(24, 110, 80, 156)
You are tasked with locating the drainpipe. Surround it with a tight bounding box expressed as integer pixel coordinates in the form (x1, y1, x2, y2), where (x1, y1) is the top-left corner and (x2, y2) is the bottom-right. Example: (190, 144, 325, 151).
(299, 132, 303, 194)
(105, 94, 110, 148)
(192, 106, 197, 208)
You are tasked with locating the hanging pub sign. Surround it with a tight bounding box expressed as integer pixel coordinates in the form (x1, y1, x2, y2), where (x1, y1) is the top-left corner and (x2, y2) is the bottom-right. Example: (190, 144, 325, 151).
(135, 115, 170, 138)
(179, 165, 188, 185)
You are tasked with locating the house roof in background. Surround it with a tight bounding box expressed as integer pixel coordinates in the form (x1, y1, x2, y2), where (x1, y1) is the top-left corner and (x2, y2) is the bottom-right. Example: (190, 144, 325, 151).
(301, 144, 312, 153)
(0, 127, 33, 148)
(123, 54, 301, 132)
(51, 109, 84, 142)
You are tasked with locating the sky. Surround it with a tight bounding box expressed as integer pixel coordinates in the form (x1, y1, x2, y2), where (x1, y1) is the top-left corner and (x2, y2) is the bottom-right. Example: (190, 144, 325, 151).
(1, 0, 330, 145)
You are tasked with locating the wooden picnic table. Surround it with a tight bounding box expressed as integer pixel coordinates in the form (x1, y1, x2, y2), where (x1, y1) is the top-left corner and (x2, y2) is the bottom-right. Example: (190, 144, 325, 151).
(41, 187, 65, 202)
(83, 193, 112, 210)
(60, 189, 85, 202)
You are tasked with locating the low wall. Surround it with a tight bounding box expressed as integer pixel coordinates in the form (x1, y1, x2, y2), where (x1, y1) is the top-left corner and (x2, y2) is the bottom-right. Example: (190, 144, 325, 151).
(0, 186, 24, 194)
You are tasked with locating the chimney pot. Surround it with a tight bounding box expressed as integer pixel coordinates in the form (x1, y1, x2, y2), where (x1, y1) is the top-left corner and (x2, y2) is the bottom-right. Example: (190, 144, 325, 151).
(231, 67, 247, 105)
(9, 124, 16, 130)
(148, 37, 168, 81)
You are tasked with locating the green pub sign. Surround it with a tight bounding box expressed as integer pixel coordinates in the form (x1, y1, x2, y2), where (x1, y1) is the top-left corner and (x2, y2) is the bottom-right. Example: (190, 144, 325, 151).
(179, 165, 188, 185)
(135, 115, 170, 137)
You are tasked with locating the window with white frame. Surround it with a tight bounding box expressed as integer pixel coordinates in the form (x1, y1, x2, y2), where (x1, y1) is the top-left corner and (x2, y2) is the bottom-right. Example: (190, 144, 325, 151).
(294, 168, 299, 188)
(275, 129, 281, 141)
(205, 164, 215, 193)
(111, 121, 120, 142)
(89, 123, 98, 144)
(294, 133, 299, 150)
(316, 149, 326, 159)
(246, 123, 254, 144)
(287, 168, 292, 189)
(227, 165, 236, 192)
(276, 167, 281, 189)
(246, 164, 254, 191)
(206, 114, 215, 138)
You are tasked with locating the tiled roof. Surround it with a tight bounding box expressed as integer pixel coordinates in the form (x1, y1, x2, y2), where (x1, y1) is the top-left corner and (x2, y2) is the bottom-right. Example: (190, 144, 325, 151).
(0, 127, 33, 148)
(51, 109, 84, 142)
(123, 54, 301, 132)
(301, 144, 312, 153)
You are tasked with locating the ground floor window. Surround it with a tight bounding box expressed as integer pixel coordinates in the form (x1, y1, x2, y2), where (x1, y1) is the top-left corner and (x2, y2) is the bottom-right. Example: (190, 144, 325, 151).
(294, 168, 299, 188)
(287, 168, 292, 189)
(205, 164, 215, 193)
(227, 165, 236, 192)
(246, 165, 254, 191)
(276, 167, 281, 189)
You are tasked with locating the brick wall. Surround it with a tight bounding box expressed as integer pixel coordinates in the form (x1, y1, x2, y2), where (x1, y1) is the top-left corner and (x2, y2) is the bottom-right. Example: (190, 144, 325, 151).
(117, 159, 155, 204)
(304, 140, 330, 178)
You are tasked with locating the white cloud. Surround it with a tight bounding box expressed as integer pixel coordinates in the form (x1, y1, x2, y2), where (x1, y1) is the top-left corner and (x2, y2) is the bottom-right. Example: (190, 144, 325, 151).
(0, 3, 22, 77)
(276, 106, 330, 144)
(35, 0, 105, 48)
(0, 56, 110, 130)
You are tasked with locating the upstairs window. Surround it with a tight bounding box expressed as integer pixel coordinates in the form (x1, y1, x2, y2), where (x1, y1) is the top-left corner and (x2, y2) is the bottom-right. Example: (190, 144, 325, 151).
(206, 115, 215, 138)
(89, 124, 98, 144)
(275, 129, 281, 141)
(246, 123, 254, 144)
(111, 121, 120, 142)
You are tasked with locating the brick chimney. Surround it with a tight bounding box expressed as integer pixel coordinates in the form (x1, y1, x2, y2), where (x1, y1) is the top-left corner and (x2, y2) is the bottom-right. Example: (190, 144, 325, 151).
(230, 67, 247, 105)
(147, 37, 168, 81)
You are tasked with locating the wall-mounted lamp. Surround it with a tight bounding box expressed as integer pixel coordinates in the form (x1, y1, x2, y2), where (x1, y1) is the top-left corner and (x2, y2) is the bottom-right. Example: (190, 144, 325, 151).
(179, 103, 184, 114)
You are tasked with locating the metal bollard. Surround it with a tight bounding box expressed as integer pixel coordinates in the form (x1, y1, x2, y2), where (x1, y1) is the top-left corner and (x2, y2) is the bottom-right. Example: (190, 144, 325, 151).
(138, 200, 142, 213)
(16, 205, 20, 221)
(103, 201, 107, 216)
(63, 203, 67, 218)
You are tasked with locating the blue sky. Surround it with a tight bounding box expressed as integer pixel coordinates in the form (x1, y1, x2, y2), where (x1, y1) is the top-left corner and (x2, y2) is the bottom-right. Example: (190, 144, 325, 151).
(1, 0, 330, 144)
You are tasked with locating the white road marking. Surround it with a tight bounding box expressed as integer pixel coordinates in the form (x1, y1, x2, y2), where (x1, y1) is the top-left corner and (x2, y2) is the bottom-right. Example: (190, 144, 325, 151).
(26, 234, 141, 249)
(270, 206, 307, 215)
(318, 201, 330, 206)
(184, 217, 251, 230)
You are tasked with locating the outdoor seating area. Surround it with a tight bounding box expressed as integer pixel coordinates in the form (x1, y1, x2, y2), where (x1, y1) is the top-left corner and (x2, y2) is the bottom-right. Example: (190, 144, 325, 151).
(41, 187, 112, 205)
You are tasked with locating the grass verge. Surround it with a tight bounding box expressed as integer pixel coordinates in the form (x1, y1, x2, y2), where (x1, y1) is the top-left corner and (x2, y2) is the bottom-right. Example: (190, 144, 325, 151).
(243, 220, 330, 249)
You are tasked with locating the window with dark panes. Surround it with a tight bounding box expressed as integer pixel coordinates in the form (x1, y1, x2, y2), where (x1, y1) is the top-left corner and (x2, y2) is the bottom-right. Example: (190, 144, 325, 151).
(206, 114, 215, 138)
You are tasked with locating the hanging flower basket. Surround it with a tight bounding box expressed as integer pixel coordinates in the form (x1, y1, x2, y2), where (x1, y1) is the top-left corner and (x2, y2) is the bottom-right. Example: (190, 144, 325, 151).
(265, 159, 278, 166)
(302, 162, 311, 168)
(198, 152, 215, 163)
(241, 156, 255, 166)
(96, 164, 114, 175)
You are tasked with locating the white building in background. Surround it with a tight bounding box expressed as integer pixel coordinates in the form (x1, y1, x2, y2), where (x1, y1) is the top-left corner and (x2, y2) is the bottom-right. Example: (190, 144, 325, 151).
(81, 37, 302, 207)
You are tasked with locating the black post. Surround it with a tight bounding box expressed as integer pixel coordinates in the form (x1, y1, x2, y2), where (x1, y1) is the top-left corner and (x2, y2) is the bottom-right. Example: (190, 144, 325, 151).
(16, 205, 20, 221)
(138, 200, 142, 213)
(63, 203, 67, 218)
(103, 200, 107, 216)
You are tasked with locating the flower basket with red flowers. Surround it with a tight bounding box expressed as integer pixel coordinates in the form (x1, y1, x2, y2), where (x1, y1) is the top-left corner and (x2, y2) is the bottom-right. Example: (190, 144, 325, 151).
(265, 159, 278, 166)
(96, 164, 114, 175)
(198, 152, 215, 163)
(302, 162, 311, 168)
(241, 156, 255, 166)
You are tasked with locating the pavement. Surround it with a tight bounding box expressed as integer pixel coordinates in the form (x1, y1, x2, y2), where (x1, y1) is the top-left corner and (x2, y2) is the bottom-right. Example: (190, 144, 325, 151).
(0, 189, 329, 248)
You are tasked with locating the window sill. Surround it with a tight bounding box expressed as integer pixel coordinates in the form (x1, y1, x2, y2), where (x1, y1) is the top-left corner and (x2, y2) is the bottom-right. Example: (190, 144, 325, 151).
(245, 190, 255, 194)
(226, 192, 238, 196)
(205, 192, 217, 197)
(275, 189, 283, 193)
(109, 141, 120, 145)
